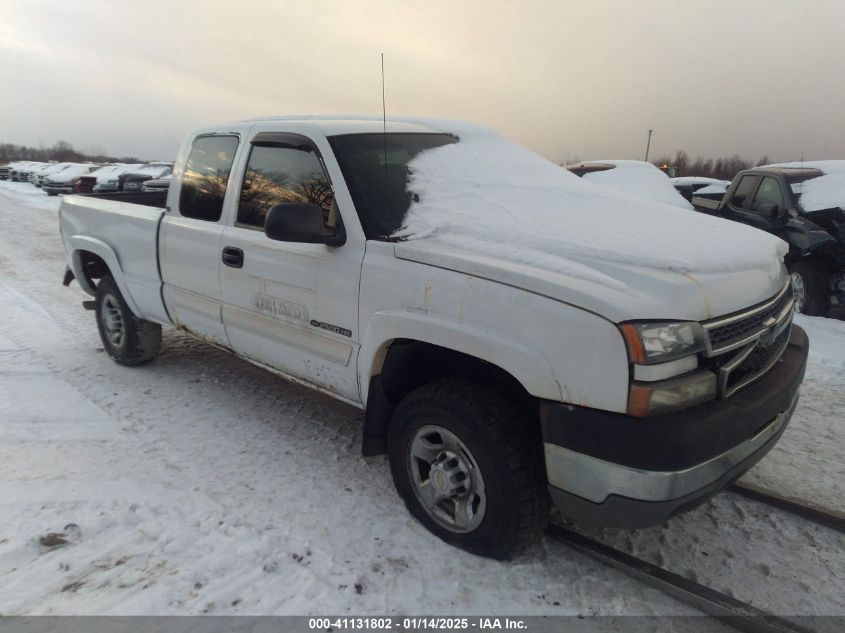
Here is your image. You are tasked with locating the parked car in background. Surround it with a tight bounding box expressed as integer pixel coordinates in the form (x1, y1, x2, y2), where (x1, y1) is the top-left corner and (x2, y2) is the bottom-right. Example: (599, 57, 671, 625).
(13, 162, 46, 183)
(693, 161, 845, 315)
(10, 161, 42, 182)
(671, 176, 730, 202)
(43, 163, 99, 196)
(568, 160, 693, 209)
(76, 163, 143, 193)
(119, 162, 173, 191)
(29, 162, 61, 187)
(140, 175, 171, 192)
(90, 163, 144, 193)
(0, 161, 27, 180)
(32, 162, 75, 188)
(6, 161, 27, 181)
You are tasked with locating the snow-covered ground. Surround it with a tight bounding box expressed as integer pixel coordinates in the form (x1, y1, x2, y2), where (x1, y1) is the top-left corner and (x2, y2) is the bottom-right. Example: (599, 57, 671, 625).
(0, 179, 843, 618)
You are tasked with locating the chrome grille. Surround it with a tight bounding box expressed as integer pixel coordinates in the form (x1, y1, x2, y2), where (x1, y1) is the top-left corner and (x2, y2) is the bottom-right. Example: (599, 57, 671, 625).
(702, 279, 795, 398)
(704, 280, 794, 355)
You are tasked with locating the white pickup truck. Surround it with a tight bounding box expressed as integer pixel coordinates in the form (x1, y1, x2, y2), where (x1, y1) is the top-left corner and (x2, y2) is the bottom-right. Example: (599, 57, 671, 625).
(59, 116, 809, 559)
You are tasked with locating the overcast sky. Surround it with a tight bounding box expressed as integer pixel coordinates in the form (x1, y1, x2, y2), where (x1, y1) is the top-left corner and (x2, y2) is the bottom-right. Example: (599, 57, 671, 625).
(2, 0, 844, 163)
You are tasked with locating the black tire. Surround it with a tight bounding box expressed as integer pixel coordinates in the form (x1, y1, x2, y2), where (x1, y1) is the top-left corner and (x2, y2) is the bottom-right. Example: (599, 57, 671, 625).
(388, 379, 550, 559)
(789, 260, 829, 316)
(95, 276, 161, 366)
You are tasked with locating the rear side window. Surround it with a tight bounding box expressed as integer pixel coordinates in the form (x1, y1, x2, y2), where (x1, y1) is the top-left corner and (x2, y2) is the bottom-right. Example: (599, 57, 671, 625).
(237, 144, 334, 230)
(179, 135, 239, 221)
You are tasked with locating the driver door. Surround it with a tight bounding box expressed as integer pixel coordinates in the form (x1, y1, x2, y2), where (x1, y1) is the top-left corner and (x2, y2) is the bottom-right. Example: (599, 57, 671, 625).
(219, 133, 364, 402)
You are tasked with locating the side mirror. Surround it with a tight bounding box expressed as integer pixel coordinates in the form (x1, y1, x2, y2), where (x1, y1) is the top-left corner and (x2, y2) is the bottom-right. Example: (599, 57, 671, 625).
(264, 203, 345, 246)
(758, 202, 783, 221)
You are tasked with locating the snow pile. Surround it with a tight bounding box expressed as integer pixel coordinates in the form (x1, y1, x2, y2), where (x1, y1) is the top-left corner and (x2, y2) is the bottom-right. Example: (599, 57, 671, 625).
(581, 160, 693, 209)
(398, 124, 787, 278)
(794, 314, 845, 369)
(765, 161, 845, 212)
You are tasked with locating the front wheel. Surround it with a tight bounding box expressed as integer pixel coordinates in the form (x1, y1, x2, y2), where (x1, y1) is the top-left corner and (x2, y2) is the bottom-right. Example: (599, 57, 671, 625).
(789, 261, 829, 316)
(387, 379, 550, 559)
(95, 276, 162, 365)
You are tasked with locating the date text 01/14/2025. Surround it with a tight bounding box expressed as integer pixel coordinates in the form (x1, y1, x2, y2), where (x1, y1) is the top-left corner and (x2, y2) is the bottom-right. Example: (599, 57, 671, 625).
(307, 617, 528, 630)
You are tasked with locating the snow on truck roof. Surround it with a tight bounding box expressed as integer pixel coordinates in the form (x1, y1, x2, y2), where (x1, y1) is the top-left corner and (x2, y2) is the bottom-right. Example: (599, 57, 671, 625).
(238, 115, 444, 136)
(759, 161, 845, 212)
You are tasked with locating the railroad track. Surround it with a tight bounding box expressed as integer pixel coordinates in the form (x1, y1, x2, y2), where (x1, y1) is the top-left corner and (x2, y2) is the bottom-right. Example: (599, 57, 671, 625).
(728, 483, 845, 534)
(546, 483, 843, 633)
(547, 524, 818, 633)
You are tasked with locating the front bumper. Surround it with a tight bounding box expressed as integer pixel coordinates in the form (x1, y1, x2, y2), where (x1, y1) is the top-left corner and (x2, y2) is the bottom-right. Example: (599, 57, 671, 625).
(42, 184, 74, 194)
(541, 325, 809, 528)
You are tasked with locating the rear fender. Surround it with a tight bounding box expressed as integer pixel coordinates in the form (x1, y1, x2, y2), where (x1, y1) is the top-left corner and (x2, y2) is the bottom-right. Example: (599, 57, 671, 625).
(68, 234, 142, 317)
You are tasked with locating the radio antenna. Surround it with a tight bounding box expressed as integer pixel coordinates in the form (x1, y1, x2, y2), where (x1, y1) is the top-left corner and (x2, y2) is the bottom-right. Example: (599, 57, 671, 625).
(381, 53, 388, 200)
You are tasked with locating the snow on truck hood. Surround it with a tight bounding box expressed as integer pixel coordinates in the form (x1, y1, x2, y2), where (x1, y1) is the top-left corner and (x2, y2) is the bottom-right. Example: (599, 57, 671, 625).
(393, 123, 787, 321)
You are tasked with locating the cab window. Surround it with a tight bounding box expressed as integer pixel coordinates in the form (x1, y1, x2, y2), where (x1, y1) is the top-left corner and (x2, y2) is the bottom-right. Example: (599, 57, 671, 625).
(237, 144, 335, 230)
(179, 135, 239, 221)
(750, 177, 785, 214)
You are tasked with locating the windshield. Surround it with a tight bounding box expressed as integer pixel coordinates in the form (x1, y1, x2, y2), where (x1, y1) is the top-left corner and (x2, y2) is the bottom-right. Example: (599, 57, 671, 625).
(329, 133, 457, 239)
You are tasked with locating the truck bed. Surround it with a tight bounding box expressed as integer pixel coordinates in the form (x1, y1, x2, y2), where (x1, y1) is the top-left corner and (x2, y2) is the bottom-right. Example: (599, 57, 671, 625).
(59, 193, 171, 325)
(80, 190, 168, 207)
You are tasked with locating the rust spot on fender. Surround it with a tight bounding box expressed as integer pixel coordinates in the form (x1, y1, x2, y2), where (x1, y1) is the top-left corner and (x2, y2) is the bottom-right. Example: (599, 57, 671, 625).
(423, 281, 432, 304)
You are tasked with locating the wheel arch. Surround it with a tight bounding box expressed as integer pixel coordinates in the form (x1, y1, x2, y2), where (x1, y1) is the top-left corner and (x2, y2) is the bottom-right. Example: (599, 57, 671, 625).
(68, 235, 142, 317)
(358, 311, 560, 456)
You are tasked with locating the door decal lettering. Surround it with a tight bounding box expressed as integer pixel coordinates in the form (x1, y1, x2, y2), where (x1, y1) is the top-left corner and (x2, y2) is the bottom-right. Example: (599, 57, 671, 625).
(253, 293, 309, 324)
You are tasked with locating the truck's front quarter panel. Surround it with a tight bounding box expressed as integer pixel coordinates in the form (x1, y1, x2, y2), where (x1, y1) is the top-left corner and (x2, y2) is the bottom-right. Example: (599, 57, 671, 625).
(358, 243, 809, 530)
(357, 241, 631, 413)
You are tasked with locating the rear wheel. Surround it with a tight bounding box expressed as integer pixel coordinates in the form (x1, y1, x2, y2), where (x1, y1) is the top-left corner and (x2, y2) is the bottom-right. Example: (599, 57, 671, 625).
(789, 260, 829, 316)
(387, 379, 550, 559)
(95, 276, 161, 365)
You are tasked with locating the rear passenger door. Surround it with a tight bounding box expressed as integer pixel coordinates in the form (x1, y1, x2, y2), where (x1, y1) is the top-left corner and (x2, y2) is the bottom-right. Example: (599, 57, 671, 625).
(218, 132, 363, 402)
(160, 134, 239, 347)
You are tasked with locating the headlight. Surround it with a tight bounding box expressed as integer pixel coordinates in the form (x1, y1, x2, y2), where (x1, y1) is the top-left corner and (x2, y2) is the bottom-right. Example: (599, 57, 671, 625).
(619, 321, 714, 417)
(619, 321, 706, 364)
